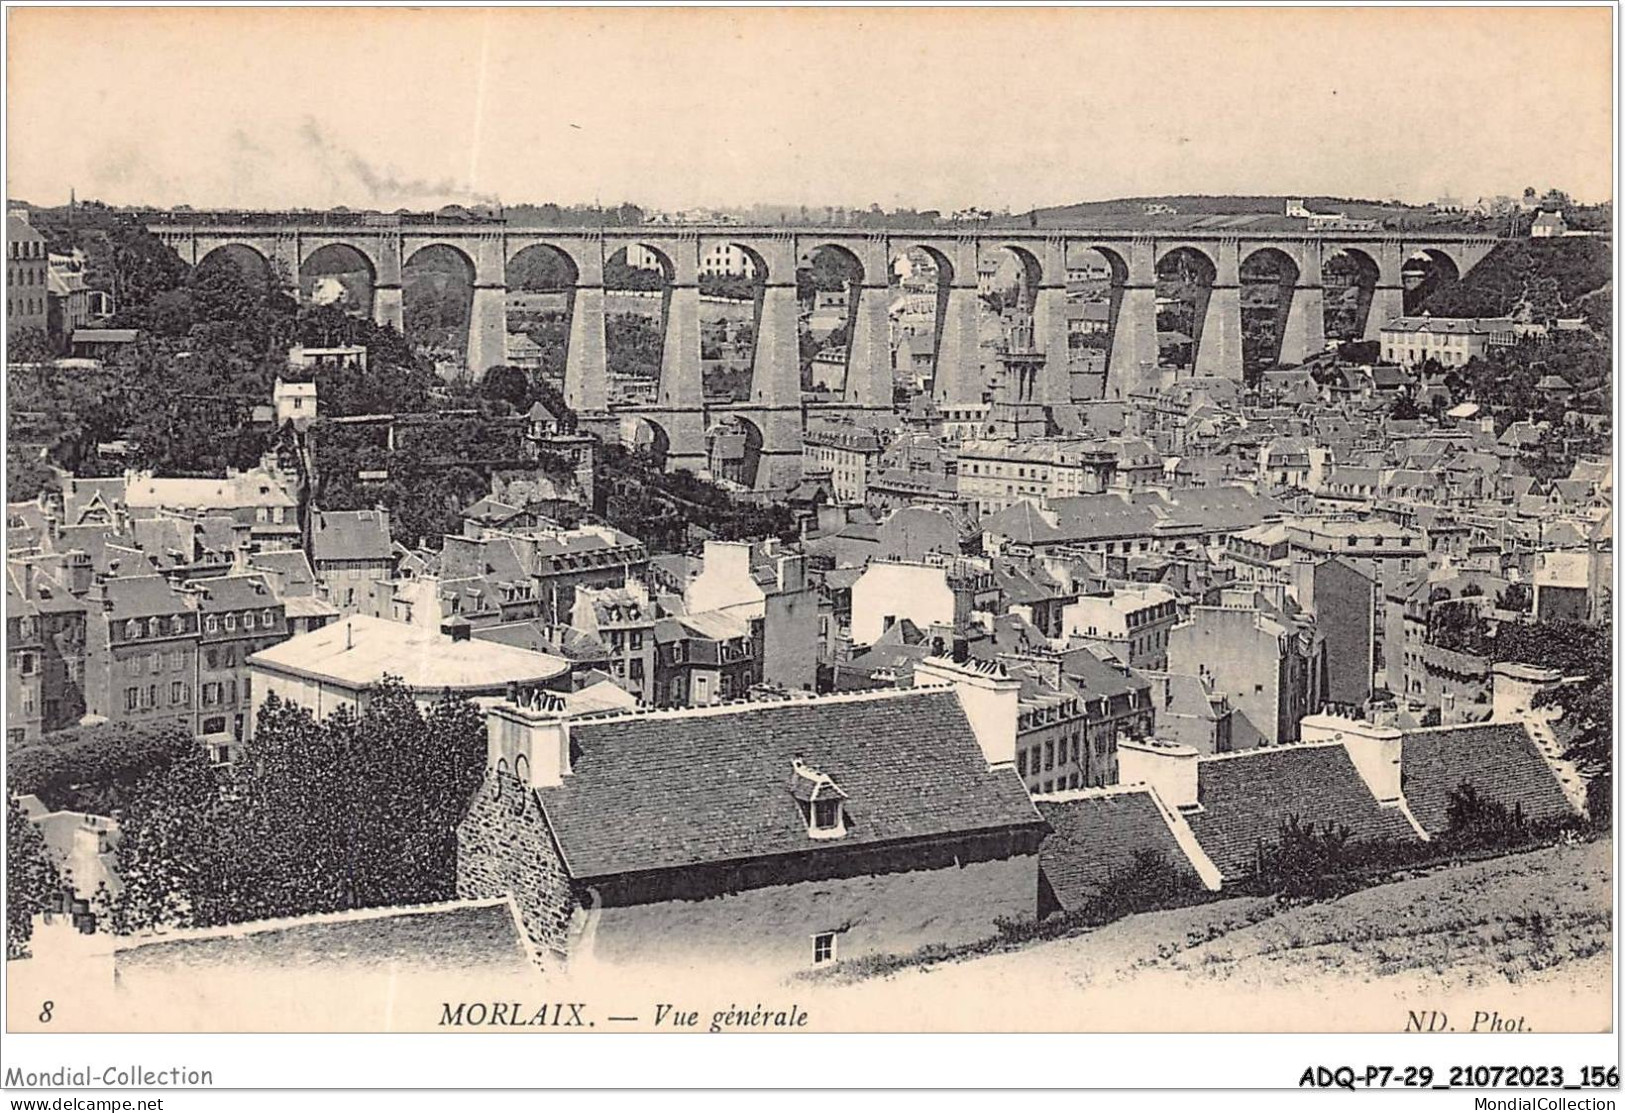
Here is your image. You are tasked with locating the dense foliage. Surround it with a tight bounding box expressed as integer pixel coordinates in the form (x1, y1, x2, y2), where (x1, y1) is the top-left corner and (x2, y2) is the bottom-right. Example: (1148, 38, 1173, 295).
(107, 680, 487, 934)
(7, 798, 64, 959)
(597, 443, 797, 553)
(1495, 620, 1612, 821)
(8, 722, 200, 815)
(1418, 238, 1612, 322)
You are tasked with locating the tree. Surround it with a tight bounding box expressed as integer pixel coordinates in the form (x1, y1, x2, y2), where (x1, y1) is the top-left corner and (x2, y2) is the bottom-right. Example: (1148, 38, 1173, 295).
(1496, 583, 1531, 613)
(1494, 620, 1612, 822)
(7, 442, 55, 502)
(107, 681, 489, 934)
(1443, 784, 1530, 848)
(107, 743, 243, 934)
(8, 721, 199, 815)
(8, 327, 56, 363)
(480, 364, 530, 410)
(7, 798, 64, 959)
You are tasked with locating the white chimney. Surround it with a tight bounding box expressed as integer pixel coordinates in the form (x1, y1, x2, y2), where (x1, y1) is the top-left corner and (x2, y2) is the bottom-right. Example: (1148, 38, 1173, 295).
(1117, 738, 1200, 809)
(914, 655, 1020, 769)
(1301, 712, 1403, 802)
(486, 691, 572, 788)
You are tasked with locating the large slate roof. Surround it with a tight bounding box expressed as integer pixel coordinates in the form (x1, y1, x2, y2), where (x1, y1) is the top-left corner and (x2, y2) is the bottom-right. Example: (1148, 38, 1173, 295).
(1037, 788, 1197, 912)
(1184, 743, 1417, 880)
(1400, 723, 1577, 836)
(113, 898, 533, 977)
(541, 689, 1043, 879)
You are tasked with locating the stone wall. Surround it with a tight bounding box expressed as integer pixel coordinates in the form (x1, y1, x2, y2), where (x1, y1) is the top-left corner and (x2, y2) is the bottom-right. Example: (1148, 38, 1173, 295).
(583, 831, 1041, 971)
(456, 770, 577, 963)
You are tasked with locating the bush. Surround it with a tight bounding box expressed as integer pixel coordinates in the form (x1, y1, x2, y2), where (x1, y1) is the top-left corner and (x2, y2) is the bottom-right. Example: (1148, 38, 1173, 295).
(1249, 817, 1433, 900)
(1082, 848, 1200, 921)
(7, 722, 201, 814)
(1443, 784, 1531, 849)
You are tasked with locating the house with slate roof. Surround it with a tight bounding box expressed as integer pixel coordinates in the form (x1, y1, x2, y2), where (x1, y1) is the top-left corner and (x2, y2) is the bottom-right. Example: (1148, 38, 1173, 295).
(99, 897, 539, 1025)
(1397, 721, 1578, 836)
(457, 659, 1045, 970)
(1035, 785, 1222, 914)
(309, 506, 396, 616)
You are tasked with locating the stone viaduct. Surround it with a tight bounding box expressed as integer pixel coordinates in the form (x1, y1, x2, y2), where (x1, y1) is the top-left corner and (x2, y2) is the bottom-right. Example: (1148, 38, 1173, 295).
(147, 214, 1498, 492)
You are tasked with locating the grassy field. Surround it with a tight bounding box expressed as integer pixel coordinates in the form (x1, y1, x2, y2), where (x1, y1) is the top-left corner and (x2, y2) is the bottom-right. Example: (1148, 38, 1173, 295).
(805, 838, 1613, 1032)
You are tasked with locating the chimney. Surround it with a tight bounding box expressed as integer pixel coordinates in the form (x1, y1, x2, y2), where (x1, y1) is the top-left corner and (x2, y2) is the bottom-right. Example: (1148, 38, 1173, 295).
(1117, 738, 1200, 809)
(776, 553, 807, 595)
(487, 695, 571, 788)
(1301, 712, 1403, 803)
(701, 540, 753, 582)
(914, 655, 1020, 769)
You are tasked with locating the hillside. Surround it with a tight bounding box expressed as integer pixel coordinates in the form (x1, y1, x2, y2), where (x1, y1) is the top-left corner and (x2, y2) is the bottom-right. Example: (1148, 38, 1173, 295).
(807, 838, 1612, 1032)
(1007, 195, 1503, 234)
(1419, 236, 1612, 323)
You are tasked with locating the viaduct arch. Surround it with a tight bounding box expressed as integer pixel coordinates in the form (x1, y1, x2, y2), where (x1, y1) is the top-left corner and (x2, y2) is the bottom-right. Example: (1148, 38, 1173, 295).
(147, 215, 1501, 491)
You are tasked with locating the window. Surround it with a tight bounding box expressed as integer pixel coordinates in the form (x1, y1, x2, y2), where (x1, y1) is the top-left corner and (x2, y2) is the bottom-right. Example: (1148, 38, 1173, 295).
(1018, 751, 1028, 776)
(206, 615, 219, 633)
(171, 681, 184, 705)
(225, 613, 237, 631)
(149, 652, 162, 674)
(126, 688, 139, 711)
(125, 619, 140, 639)
(244, 612, 256, 630)
(262, 609, 275, 627)
(812, 932, 837, 965)
(812, 798, 841, 832)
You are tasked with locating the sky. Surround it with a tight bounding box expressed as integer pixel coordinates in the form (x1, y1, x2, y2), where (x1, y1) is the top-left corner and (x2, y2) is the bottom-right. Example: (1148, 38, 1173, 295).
(6, 6, 1615, 213)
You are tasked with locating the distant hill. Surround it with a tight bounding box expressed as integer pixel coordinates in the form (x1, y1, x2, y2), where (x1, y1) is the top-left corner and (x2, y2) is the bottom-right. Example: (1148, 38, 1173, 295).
(1002, 195, 1504, 235)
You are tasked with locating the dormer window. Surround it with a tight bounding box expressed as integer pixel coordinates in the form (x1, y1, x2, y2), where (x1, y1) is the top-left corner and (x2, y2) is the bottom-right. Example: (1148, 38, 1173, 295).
(790, 758, 848, 840)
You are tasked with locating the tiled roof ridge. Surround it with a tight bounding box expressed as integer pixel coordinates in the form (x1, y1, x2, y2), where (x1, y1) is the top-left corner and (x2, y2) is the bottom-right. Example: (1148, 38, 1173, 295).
(1400, 720, 1525, 737)
(1196, 738, 1349, 765)
(564, 684, 953, 727)
(1032, 782, 1157, 803)
(113, 895, 519, 948)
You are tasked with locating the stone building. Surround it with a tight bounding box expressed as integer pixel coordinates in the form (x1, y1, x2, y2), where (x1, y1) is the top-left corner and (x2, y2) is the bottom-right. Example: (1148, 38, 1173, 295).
(457, 668, 1044, 971)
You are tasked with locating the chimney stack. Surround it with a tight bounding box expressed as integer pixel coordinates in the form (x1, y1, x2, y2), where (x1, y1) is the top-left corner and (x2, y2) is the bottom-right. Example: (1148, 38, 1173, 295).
(1118, 738, 1200, 810)
(1301, 712, 1403, 803)
(487, 697, 571, 788)
(915, 655, 1020, 769)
